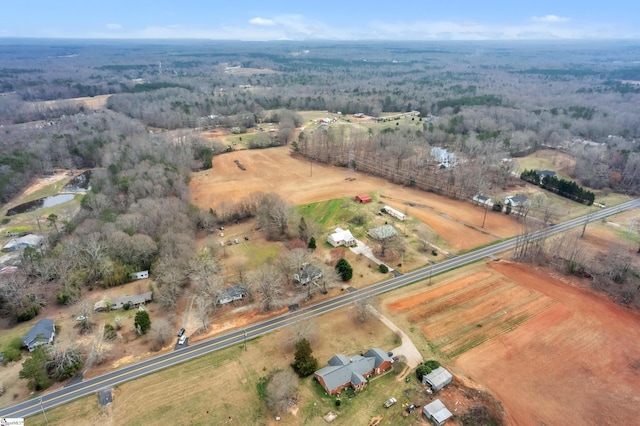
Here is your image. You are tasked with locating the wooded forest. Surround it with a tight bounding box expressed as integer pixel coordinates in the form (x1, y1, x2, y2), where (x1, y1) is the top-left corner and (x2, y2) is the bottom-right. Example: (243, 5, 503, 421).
(2, 39, 640, 322)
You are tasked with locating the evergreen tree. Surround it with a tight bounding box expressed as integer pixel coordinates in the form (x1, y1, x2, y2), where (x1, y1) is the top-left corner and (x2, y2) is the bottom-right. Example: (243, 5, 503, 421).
(335, 258, 353, 281)
(307, 236, 316, 250)
(134, 310, 151, 334)
(18, 347, 51, 391)
(291, 338, 319, 377)
(298, 217, 308, 243)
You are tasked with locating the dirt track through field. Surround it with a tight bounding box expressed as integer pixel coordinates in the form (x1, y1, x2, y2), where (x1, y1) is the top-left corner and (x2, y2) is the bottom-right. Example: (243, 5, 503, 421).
(190, 147, 521, 251)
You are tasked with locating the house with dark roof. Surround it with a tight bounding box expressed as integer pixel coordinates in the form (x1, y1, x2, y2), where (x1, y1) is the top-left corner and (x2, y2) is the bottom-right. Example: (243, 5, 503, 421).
(535, 169, 557, 180)
(294, 264, 323, 286)
(314, 348, 393, 395)
(216, 285, 248, 305)
(22, 318, 55, 352)
(504, 194, 529, 208)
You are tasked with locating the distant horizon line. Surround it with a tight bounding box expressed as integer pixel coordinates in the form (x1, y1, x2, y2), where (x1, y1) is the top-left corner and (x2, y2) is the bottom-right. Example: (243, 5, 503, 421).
(1, 36, 639, 43)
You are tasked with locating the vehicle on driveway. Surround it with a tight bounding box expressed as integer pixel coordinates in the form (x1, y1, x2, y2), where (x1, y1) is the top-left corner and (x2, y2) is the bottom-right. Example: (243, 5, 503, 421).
(383, 398, 397, 408)
(177, 328, 185, 337)
(178, 335, 187, 345)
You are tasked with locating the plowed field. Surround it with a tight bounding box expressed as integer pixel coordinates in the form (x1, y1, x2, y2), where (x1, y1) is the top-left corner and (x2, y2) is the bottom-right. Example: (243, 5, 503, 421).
(386, 260, 640, 425)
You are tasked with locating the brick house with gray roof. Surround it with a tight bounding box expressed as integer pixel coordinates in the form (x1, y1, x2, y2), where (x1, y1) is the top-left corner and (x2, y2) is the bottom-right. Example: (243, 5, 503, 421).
(314, 348, 393, 395)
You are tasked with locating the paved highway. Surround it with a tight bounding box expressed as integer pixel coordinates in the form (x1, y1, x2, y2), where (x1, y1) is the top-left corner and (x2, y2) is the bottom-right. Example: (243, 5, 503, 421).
(2, 198, 639, 419)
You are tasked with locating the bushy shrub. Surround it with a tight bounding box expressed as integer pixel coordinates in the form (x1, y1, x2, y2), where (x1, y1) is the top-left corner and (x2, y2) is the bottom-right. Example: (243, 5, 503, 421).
(2, 347, 21, 364)
(379, 264, 389, 273)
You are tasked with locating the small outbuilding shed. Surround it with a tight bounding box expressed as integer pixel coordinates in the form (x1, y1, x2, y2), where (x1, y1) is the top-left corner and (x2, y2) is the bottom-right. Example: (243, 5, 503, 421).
(355, 194, 372, 204)
(422, 366, 453, 391)
(423, 399, 453, 426)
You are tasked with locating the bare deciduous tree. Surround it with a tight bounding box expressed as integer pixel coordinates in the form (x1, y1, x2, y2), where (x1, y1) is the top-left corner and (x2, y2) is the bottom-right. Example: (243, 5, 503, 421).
(266, 370, 299, 415)
(45, 343, 84, 381)
(150, 317, 172, 351)
(87, 326, 111, 367)
(285, 319, 319, 351)
(249, 264, 285, 312)
(354, 298, 371, 323)
(257, 193, 292, 241)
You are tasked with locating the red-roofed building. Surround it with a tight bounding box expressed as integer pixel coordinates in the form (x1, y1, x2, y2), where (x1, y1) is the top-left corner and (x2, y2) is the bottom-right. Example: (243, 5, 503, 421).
(355, 194, 372, 204)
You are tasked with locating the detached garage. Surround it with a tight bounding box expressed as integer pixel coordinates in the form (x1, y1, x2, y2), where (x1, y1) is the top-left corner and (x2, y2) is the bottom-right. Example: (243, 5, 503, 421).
(422, 366, 453, 391)
(423, 399, 453, 426)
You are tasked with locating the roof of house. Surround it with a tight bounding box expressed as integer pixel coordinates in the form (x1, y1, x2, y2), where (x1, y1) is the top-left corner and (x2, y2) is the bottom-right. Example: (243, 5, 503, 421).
(423, 399, 453, 423)
(535, 169, 557, 177)
(364, 348, 393, 368)
(329, 228, 356, 242)
(112, 291, 153, 307)
(218, 284, 248, 300)
(356, 194, 372, 201)
(294, 264, 323, 284)
(422, 366, 453, 388)
(315, 348, 392, 392)
(473, 194, 490, 202)
(23, 318, 54, 346)
(315, 355, 375, 392)
(368, 225, 398, 240)
(505, 194, 528, 204)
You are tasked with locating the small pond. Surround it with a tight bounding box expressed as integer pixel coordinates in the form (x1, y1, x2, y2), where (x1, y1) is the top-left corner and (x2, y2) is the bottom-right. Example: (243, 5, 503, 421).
(6, 193, 75, 216)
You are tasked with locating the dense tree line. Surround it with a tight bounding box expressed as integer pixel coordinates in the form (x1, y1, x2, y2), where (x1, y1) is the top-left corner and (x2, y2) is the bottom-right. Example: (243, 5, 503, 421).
(521, 169, 595, 205)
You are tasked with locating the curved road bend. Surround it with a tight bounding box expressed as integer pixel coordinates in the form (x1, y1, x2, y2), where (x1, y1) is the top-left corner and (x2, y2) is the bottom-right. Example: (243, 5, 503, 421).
(2, 198, 639, 419)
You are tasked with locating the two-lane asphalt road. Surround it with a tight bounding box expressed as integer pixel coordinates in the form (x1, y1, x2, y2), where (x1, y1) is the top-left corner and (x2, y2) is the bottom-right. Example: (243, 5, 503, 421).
(2, 198, 639, 419)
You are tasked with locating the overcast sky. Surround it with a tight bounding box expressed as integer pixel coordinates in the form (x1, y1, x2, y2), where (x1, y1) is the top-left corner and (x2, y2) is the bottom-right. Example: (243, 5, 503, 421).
(2, 0, 638, 40)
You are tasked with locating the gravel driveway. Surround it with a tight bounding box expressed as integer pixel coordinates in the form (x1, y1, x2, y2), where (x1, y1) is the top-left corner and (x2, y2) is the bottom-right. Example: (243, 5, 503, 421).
(367, 305, 423, 368)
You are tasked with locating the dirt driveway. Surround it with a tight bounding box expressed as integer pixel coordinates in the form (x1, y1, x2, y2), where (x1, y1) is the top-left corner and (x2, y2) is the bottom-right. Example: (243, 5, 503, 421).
(367, 306, 423, 368)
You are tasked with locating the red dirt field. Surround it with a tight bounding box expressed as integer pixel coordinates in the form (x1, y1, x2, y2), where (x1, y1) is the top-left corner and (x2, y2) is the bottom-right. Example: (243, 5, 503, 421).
(190, 147, 521, 251)
(385, 260, 640, 425)
(453, 261, 640, 426)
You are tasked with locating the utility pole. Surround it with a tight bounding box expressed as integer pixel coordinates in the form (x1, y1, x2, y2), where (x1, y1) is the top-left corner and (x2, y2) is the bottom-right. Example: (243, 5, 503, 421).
(243, 329, 247, 351)
(40, 396, 49, 424)
(482, 203, 488, 228)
